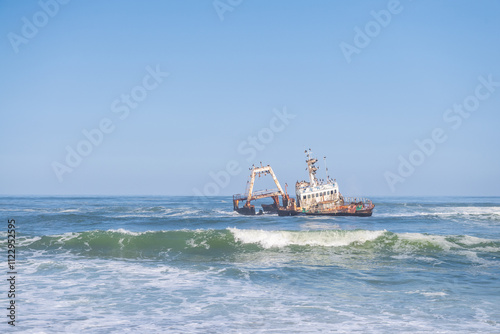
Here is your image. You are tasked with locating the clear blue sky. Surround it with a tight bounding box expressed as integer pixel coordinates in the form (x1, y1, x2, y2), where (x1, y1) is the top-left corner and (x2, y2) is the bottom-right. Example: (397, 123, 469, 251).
(1, 0, 499, 196)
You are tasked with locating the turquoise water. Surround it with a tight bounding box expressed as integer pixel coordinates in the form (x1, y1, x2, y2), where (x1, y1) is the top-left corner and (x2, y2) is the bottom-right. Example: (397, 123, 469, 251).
(2, 196, 500, 333)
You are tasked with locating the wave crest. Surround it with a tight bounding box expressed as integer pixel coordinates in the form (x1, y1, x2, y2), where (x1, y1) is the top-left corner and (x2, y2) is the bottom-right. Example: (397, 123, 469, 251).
(229, 228, 385, 248)
(15, 228, 500, 262)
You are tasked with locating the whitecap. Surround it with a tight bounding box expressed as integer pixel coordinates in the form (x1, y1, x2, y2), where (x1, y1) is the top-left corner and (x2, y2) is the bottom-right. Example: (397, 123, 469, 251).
(228, 228, 385, 249)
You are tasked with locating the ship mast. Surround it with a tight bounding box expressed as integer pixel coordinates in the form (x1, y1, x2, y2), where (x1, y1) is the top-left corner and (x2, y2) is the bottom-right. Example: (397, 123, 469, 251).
(324, 156, 330, 183)
(305, 149, 319, 187)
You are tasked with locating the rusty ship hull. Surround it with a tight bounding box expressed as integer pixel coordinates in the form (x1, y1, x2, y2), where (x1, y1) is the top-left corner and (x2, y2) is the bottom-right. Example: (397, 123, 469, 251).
(278, 201, 374, 217)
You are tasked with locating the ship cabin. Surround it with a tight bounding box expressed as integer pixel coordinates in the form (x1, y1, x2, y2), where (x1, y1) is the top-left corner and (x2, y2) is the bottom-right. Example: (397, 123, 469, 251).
(295, 181, 341, 209)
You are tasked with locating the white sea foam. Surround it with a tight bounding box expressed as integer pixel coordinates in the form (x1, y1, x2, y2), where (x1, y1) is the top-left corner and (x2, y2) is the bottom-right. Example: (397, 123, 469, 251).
(422, 291, 447, 296)
(53, 232, 81, 244)
(112, 207, 204, 218)
(393, 233, 500, 255)
(457, 250, 500, 266)
(185, 238, 210, 249)
(168, 210, 201, 217)
(0, 208, 40, 212)
(474, 246, 500, 253)
(17, 236, 42, 246)
(214, 209, 239, 216)
(58, 209, 80, 213)
(446, 206, 500, 215)
(396, 232, 456, 251)
(455, 235, 494, 246)
(112, 214, 150, 218)
(228, 228, 385, 248)
(113, 207, 174, 218)
(391, 254, 441, 263)
(107, 228, 143, 236)
(16, 242, 500, 334)
(300, 222, 341, 230)
(407, 290, 448, 297)
(377, 206, 500, 219)
(376, 212, 420, 218)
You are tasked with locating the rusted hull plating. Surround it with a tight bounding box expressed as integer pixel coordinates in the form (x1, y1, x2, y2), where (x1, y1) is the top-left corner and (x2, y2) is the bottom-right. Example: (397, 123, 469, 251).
(261, 203, 278, 213)
(278, 202, 374, 217)
(302, 208, 374, 217)
(234, 206, 261, 215)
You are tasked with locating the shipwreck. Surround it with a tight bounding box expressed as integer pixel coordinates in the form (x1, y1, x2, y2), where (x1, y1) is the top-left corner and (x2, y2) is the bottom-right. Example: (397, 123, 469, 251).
(232, 150, 374, 217)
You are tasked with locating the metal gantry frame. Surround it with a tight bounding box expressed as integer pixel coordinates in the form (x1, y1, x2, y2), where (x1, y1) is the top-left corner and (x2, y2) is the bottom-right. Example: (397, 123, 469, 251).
(233, 164, 290, 214)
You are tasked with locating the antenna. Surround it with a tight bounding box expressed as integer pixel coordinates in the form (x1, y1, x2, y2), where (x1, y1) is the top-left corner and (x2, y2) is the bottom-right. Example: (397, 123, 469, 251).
(324, 156, 330, 182)
(306, 148, 314, 161)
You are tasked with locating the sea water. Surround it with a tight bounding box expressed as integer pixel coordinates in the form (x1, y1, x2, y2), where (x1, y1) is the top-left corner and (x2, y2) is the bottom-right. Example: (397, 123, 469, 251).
(1, 196, 499, 333)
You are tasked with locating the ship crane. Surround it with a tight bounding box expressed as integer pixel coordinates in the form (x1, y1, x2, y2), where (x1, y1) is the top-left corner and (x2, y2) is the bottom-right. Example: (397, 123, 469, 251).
(233, 165, 292, 215)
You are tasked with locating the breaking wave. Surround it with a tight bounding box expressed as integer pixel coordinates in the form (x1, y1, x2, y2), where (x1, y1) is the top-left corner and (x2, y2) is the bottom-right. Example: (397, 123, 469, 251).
(229, 228, 386, 248)
(15, 228, 500, 262)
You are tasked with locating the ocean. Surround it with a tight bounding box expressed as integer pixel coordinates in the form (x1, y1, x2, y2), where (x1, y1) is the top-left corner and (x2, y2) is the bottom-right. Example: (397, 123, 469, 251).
(1, 196, 500, 333)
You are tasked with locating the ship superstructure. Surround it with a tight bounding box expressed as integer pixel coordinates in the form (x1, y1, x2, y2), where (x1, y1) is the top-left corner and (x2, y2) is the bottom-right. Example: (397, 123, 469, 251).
(295, 150, 341, 209)
(287, 149, 374, 216)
